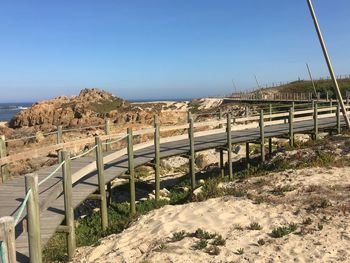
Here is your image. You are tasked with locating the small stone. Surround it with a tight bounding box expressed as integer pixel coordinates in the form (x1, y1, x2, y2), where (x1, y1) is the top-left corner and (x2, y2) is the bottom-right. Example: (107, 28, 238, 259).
(148, 193, 155, 200)
(193, 186, 203, 196)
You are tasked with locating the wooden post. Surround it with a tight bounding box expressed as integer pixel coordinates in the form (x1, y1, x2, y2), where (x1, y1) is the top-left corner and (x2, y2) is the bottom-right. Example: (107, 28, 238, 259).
(337, 102, 341, 134)
(0, 135, 9, 182)
(326, 92, 329, 101)
(269, 104, 272, 122)
(188, 112, 196, 191)
(260, 110, 265, 163)
(25, 173, 42, 263)
(60, 151, 76, 260)
(268, 138, 272, 158)
(314, 103, 318, 140)
(245, 106, 249, 125)
(246, 142, 250, 169)
(104, 119, 111, 152)
(107, 182, 112, 207)
(127, 128, 136, 216)
(95, 137, 108, 231)
(219, 149, 224, 178)
(154, 116, 160, 201)
(226, 113, 233, 180)
(289, 107, 294, 147)
(0, 217, 16, 263)
(57, 126, 63, 162)
(57, 126, 63, 144)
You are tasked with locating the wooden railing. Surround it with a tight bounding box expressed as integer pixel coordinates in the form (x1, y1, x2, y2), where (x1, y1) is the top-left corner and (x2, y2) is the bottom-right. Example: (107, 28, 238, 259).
(0, 100, 347, 263)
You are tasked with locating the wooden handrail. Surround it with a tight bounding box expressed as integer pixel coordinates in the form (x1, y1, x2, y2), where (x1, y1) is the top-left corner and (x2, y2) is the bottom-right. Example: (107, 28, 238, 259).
(0, 105, 343, 166)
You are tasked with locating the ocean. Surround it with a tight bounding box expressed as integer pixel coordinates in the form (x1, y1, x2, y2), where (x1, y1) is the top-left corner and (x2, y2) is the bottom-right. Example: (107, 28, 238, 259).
(0, 103, 32, 122)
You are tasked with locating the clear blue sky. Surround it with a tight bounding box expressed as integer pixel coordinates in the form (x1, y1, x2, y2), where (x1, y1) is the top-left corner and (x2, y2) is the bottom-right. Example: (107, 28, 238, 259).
(0, 0, 350, 102)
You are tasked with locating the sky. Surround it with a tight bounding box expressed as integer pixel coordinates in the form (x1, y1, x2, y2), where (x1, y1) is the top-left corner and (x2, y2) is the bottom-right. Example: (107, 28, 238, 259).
(0, 0, 350, 102)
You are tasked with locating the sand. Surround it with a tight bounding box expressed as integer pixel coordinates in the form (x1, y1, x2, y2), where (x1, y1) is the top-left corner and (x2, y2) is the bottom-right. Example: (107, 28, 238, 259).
(0, 121, 7, 127)
(74, 165, 350, 263)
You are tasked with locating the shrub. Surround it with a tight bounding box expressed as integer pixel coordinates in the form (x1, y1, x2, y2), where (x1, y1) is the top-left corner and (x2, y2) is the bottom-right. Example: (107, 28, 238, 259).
(192, 239, 208, 250)
(171, 231, 187, 242)
(248, 222, 263, 231)
(271, 223, 298, 238)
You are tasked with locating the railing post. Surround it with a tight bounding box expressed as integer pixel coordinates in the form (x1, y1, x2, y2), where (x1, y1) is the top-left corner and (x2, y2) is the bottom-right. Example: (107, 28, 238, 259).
(25, 173, 42, 263)
(57, 126, 63, 162)
(219, 149, 224, 178)
(60, 151, 76, 260)
(0, 217, 16, 263)
(154, 116, 160, 201)
(260, 110, 265, 163)
(127, 128, 136, 216)
(104, 119, 111, 152)
(314, 103, 318, 140)
(0, 135, 9, 183)
(326, 92, 329, 101)
(337, 102, 341, 134)
(245, 142, 250, 169)
(188, 112, 196, 191)
(268, 138, 272, 158)
(226, 113, 233, 180)
(269, 104, 272, 122)
(289, 107, 294, 147)
(95, 137, 108, 231)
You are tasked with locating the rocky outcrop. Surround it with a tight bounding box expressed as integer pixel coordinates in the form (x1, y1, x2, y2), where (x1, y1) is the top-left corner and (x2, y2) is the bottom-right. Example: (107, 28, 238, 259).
(9, 89, 139, 129)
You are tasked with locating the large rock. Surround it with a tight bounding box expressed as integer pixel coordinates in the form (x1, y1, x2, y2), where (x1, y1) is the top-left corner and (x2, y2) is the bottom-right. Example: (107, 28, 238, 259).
(9, 89, 129, 128)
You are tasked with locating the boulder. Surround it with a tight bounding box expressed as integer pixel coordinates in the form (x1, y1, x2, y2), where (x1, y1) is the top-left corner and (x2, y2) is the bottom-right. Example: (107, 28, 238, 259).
(195, 153, 210, 169)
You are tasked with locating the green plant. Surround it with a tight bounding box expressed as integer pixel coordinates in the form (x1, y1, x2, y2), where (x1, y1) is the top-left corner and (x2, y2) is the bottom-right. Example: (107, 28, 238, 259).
(302, 218, 312, 225)
(254, 196, 265, 204)
(194, 228, 216, 240)
(236, 248, 245, 255)
(212, 235, 226, 246)
(271, 223, 298, 238)
(248, 222, 263, 231)
(193, 239, 208, 250)
(155, 243, 167, 251)
(171, 230, 187, 242)
(257, 239, 265, 246)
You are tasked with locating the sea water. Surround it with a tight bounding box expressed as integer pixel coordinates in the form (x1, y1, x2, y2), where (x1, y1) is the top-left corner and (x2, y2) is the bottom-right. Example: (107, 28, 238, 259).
(0, 103, 32, 122)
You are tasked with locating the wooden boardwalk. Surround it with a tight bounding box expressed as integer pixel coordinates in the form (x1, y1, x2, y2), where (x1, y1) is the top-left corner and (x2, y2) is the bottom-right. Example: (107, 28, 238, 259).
(0, 114, 343, 262)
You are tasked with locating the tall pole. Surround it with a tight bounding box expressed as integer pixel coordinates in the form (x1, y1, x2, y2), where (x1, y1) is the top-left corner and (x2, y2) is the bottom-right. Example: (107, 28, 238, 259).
(306, 63, 317, 97)
(306, 0, 350, 129)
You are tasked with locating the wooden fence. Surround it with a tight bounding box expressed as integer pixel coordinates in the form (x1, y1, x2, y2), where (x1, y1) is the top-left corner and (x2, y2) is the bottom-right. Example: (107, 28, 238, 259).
(0, 100, 347, 262)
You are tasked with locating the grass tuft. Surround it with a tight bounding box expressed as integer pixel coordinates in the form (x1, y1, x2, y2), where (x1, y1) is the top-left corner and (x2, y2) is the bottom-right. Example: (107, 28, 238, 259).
(247, 222, 263, 231)
(271, 223, 298, 238)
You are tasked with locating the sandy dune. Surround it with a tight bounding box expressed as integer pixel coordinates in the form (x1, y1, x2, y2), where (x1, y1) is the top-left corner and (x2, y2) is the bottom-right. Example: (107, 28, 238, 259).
(74, 165, 350, 263)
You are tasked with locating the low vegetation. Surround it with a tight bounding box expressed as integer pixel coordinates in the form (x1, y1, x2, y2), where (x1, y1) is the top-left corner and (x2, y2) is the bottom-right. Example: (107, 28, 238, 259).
(271, 223, 298, 238)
